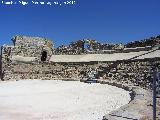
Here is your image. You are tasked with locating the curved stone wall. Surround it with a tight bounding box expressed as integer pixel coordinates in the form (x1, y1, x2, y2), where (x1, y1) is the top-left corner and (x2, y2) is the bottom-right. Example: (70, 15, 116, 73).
(97, 80, 153, 120)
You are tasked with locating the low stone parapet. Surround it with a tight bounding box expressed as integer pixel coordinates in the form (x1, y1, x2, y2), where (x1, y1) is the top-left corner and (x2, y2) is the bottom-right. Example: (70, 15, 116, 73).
(97, 80, 153, 120)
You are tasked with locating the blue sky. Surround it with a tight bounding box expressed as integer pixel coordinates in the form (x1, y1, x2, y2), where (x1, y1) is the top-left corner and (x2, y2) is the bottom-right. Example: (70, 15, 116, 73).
(0, 0, 160, 47)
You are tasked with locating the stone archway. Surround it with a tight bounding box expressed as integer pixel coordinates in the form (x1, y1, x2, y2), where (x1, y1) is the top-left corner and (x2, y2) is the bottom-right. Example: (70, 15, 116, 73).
(41, 51, 47, 61)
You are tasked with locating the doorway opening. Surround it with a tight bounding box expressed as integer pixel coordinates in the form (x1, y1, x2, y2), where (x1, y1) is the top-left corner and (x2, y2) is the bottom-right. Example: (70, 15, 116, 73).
(41, 51, 47, 61)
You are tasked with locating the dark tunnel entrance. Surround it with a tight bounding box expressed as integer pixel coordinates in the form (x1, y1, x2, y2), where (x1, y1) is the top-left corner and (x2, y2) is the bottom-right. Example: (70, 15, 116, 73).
(41, 51, 47, 61)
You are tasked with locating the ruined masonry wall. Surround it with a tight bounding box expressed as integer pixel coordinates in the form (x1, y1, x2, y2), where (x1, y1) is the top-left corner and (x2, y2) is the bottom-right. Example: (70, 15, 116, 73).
(1, 35, 160, 90)
(12, 36, 53, 48)
(2, 59, 160, 89)
(2, 36, 53, 65)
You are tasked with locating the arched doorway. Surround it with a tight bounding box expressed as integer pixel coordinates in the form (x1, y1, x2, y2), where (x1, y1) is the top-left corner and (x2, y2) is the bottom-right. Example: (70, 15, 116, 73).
(41, 51, 47, 61)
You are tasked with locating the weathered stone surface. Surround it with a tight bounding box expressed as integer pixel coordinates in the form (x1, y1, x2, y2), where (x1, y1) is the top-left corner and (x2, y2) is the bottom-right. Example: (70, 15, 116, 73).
(12, 36, 53, 47)
(0, 35, 160, 120)
(0, 35, 160, 90)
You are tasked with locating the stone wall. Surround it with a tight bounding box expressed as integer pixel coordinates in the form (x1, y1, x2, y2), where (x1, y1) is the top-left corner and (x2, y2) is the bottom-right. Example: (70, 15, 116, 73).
(102, 59, 160, 89)
(2, 58, 160, 89)
(1, 35, 160, 90)
(55, 39, 125, 55)
(12, 36, 53, 48)
(1, 35, 55, 81)
(1, 36, 53, 71)
(125, 35, 160, 48)
(54, 35, 160, 55)
(1, 36, 53, 61)
(2, 61, 98, 80)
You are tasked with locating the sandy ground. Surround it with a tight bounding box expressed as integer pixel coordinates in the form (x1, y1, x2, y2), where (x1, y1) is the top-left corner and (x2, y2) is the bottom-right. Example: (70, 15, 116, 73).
(0, 80, 131, 120)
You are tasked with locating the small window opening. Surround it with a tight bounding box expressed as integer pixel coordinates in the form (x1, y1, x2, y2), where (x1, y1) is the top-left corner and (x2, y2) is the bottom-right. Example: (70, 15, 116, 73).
(41, 51, 47, 61)
(84, 43, 88, 50)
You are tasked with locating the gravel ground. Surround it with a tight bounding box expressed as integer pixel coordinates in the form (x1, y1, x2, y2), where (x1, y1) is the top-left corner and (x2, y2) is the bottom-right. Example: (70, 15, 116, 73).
(0, 80, 130, 120)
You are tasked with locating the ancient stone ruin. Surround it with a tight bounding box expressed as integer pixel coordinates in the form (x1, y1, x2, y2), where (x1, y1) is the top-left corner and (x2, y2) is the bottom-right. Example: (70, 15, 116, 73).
(0, 35, 160, 90)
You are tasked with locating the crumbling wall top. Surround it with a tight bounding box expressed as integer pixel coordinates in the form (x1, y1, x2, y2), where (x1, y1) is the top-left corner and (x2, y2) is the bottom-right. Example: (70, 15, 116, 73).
(11, 35, 53, 48)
